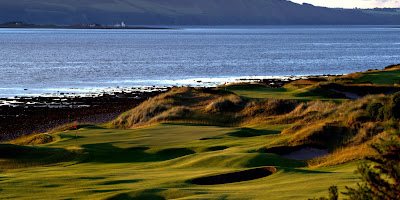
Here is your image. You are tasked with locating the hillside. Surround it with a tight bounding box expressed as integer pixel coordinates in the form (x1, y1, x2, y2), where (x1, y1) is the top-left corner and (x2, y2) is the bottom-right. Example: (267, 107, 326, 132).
(1, 0, 400, 25)
(1, 65, 400, 199)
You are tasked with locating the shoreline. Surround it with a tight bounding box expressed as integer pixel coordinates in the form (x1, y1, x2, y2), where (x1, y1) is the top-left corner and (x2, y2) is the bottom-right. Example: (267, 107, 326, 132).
(0, 74, 341, 99)
(0, 87, 168, 142)
(0, 25, 173, 30)
(0, 74, 342, 142)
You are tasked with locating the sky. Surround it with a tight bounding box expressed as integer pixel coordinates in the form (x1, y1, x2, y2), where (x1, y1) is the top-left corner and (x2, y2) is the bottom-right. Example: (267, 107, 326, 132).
(290, 0, 400, 9)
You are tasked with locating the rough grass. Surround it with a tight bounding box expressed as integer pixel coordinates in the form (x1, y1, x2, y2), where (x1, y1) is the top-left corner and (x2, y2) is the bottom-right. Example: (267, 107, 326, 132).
(108, 87, 239, 128)
(241, 98, 297, 117)
(205, 94, 246, 113)
(9, 133, 59, 146)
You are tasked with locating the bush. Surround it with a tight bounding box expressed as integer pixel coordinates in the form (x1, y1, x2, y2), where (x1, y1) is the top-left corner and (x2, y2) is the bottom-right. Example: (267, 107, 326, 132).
(205, 95, 245, 113)
(241, 99, 297, 117)
(391, 91, 400, 105)
(392, 104, 400, 119)
(313, 131, 400, 200)
(377, 105, 394, 121)
(366, 103, 383, 121)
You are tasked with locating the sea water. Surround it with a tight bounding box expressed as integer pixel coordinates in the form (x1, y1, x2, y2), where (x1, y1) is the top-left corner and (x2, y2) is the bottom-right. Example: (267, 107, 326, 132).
(0, 25, 400, 97)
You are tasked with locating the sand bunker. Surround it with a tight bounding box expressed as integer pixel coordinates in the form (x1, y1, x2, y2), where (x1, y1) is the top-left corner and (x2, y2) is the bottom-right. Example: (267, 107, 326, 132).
(192, 167, 276, 185)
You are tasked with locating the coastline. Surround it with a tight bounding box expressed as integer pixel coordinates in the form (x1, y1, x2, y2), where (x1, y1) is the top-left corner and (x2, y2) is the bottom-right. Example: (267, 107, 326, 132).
(0, 87, 168, 142)
(0, 74, 341, 141)
(0, 25, 173, 30)
(0, 74, 341, 98)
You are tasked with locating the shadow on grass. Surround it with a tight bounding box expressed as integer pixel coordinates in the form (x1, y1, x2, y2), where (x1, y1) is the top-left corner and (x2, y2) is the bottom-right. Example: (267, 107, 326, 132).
(205, 146, 229, 151)
(81, 143, 195, 163)
(101, 179, 141, 185)
(0, 144, 81, 169)
(84, 126, 107, 130)
(92, 189, 123, 193)
(105, 189, 166, 200)
(226, 84, 287, 92)
(245, 153, 307, 168)
(58, 134, 85, 140)
(199, 136, 224, 140)
(281, 167, 335, 174)
(262, 144, 327, 155)
(78, 177, 106, 180)
(228, 128, 280, 138)
(42, 184, 61, 188)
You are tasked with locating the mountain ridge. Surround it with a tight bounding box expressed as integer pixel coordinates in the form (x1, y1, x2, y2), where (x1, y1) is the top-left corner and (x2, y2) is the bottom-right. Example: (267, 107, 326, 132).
(1, 0, 400, 25)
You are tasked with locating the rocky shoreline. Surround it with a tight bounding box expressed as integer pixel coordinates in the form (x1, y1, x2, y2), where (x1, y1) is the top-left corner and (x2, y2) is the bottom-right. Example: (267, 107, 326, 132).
(0, 76, 337, 142)
(0, 87, 169, 142)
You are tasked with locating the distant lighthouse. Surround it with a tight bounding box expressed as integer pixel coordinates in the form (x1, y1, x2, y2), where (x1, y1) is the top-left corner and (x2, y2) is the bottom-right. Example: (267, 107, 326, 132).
(121, 21, 126, 27)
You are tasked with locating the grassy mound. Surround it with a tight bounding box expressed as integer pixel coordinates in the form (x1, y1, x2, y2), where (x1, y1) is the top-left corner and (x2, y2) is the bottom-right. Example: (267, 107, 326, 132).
(108, 87, 241, 128)
(344, 64, 400, 85)
(9, 133, 59, 145)
(0, 144, 81, 169)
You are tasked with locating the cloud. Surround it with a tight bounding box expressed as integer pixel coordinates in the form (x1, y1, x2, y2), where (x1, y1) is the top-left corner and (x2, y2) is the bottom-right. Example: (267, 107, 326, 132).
(290, 0, 400, 8)
(367, 0, 400, 7)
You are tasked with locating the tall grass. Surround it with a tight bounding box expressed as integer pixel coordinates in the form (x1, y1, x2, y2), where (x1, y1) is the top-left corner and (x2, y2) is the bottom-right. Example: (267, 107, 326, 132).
(9, 133, 59, 146)
(109, 87, 243, 128)
(205, 94, 246, 113)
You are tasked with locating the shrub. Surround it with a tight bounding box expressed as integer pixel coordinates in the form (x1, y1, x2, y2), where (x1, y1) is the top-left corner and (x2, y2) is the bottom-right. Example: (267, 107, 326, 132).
(353, 122, 383, 143)
(377, 105, 394, 121)
(391, 91, 400, 105)
(347, 110, 370, 127)
(313, 131, 400, 200)
(392, 104, 400, 119)
(10, 133, 58, 145)
(241, 99, 297, 117)
(366, 103, 383, 121)
(205, 95, 245, 113)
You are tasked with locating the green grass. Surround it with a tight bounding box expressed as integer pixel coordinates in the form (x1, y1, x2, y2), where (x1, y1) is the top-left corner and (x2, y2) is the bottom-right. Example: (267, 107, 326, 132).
(0, 124, 360, 200)
(352, 69, 400, 85)
(225, 84, 347, 102)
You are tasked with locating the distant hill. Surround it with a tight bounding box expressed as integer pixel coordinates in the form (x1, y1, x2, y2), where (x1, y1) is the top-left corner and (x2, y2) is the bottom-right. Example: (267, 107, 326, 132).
(1, 0, 400, 25)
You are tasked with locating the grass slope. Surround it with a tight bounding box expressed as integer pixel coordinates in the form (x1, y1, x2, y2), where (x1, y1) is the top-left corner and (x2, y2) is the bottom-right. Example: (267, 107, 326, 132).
(3, 66, 400, 199)
(0, 124, 360, 200)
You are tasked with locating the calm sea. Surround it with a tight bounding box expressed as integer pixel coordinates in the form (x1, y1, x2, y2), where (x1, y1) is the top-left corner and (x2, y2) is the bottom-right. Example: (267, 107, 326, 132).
(1, 25, 400, 97)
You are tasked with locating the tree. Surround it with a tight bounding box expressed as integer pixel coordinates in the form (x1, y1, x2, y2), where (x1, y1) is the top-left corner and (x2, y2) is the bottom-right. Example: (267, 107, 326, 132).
(342, 131, 400, 200)
(311, 131, 400, 200)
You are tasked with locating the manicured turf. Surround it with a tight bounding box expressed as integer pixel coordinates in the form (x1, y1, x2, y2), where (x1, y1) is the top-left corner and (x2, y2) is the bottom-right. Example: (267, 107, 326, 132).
(0, 124, 360, 200)
(225, 84, 346, 102)
(353, 68, 400, 85)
